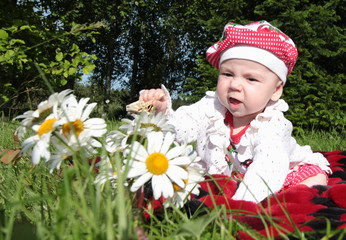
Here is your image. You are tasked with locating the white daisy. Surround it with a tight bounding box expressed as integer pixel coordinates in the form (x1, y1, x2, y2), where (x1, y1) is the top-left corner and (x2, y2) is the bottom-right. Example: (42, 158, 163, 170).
(54, 95, 107, 147)
(119, 111, 175, 135)
(105, 112, 174, 154)
(48, 138, 97, 173)
(94, 157, 118, 185)
(164, 165, 204, 208)
(125, 131, 193, 200)
(13, 89, 73, 140)
(48, 143, 74, 173)
(21, 114, 59, 165)
(14, 110, 36, 140)
(32, 89, 73, 120)
(105, 130, 128, 153)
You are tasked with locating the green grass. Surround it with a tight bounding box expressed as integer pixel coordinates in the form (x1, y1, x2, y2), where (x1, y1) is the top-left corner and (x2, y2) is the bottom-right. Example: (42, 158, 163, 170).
(0, 118, 345, 239)
(0, 114, 21, 151)
(293, 128, 346, 152)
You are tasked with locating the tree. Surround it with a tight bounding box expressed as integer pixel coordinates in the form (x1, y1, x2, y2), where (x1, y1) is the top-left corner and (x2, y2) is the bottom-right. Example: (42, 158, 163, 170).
(3, 0, 344, 130)
(0, 0, 98, 112)
(40, 0, 198, 117)
(179, 0, 258, 102)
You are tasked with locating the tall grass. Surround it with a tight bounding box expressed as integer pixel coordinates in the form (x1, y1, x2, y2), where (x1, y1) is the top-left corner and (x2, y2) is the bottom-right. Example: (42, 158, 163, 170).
(0, 118, 345, 239)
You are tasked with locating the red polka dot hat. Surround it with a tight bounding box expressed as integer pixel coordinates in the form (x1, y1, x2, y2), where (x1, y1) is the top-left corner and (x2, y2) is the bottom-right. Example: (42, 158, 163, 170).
(206, 20, 298, 83)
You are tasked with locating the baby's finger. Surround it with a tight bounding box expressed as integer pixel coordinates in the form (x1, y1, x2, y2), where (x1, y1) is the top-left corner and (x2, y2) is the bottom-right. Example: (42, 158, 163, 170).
(140, 89, 161, 102)
(154, 90, 165, 101)
(139, 90, 147, 102)
(147, 89, 160, 100)
(139, 90, 154, 102)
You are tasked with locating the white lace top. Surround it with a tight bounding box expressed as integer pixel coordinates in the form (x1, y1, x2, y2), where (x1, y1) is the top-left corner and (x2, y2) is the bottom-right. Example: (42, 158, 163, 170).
(162, 86, 331, 203)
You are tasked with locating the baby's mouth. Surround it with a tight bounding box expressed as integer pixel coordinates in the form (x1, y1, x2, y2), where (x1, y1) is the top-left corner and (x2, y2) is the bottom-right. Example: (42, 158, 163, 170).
(229, 98, 242, 107)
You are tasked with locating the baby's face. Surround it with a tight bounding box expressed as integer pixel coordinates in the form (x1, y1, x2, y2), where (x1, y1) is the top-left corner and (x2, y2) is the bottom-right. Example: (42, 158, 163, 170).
(217, 59, 283, 127)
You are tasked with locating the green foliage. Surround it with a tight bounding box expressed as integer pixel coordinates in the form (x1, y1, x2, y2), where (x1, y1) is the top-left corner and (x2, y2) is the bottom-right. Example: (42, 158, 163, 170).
(182, 56, 219, 104)
(0, 0, 104, 112)
(0, 22, 101, 109)
(0, 154, 135, 239)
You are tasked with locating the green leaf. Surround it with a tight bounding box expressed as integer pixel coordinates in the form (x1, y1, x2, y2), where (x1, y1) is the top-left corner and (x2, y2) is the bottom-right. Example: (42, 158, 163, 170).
(19, 25, 33, 31)
(1, 95, 9, 102)
(68, 67, 77, 75)
(56, 52, 63, 61)
(0, 29, 8, 39)
(172, 210, 219, 237)
(5, 50, 15, 60)
(60, 78, 68, 86)
(82, 64, 95, 74)
(9, 39, 25, 45)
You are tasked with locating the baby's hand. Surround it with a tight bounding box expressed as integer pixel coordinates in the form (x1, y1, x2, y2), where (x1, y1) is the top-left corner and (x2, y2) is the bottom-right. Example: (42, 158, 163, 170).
(139, 88, 167, 114)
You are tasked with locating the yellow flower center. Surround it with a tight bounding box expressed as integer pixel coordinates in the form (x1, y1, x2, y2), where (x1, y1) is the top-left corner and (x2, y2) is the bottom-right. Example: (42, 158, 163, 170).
(173, 179, 188, 191)
(38, 118, 57, 138)
(145, 152, 169, 175)
(62, 119, 84, 137)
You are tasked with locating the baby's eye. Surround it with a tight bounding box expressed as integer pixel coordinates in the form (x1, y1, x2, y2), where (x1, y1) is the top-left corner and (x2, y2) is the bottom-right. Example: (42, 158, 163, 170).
(248, 78, 258, 82)
(222, 73, 233, 77)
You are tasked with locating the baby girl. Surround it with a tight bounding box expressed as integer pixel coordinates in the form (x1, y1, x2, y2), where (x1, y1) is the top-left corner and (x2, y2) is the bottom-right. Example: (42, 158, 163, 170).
(138, 21, 331, 203)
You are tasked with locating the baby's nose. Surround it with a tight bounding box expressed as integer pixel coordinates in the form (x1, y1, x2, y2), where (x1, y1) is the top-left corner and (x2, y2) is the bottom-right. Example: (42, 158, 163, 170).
(229, 78, 242, 91)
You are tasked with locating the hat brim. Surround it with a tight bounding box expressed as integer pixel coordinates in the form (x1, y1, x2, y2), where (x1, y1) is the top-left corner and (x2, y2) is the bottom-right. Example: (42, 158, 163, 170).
(220, 45, 288, 83)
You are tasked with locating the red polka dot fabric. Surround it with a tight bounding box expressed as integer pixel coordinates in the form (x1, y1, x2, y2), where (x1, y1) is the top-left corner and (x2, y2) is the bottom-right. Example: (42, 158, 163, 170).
(206, 21, 298, 76)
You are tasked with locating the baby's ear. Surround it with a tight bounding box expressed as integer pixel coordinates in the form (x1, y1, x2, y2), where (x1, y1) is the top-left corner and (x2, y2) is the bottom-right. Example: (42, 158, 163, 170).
(271, 81, 283, 101)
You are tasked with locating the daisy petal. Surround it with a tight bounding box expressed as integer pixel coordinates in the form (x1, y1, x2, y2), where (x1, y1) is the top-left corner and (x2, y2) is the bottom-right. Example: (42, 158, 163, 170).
(126, 162, 147, 178)
(160, 174, 174, 199)
(166, 145, 186, 160)
(151, 175, 163, 199)
(168, 165, 189, 179)
(166, 166, 188, 187)
(31, 146, 41, 165)
(81, 102, 96, 121)
(129, 141, 148, 161)
(147, 132, 163, 153)
(169, 156, 192, 166)
(160, 132, 175, 155)
(77, 98, 90, 118)
(130, 172, 152, 192)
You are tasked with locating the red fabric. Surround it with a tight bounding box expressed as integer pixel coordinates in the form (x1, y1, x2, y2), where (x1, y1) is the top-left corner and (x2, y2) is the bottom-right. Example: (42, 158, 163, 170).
(198, 174, 238, 197)
(206, 21, 298, 74)
(323, 184, 346, 208)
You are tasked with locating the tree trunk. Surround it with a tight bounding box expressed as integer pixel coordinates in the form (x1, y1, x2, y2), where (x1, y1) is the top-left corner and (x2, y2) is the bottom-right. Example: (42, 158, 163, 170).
(103, 22, 116, 119)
